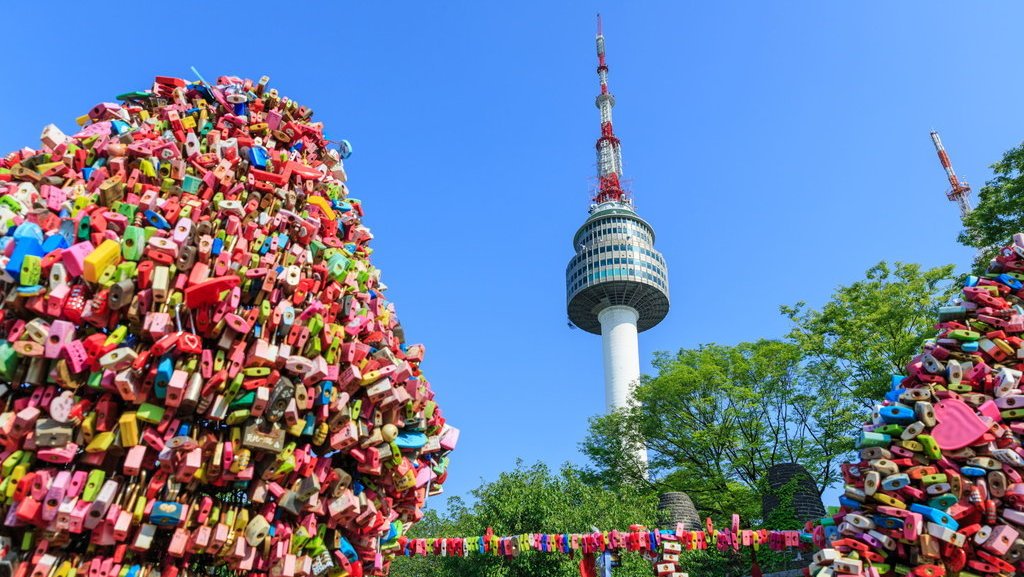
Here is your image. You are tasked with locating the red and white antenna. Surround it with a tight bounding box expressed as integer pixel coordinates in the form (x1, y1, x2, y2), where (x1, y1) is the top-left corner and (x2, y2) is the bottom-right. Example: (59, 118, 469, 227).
(593, 14, 629, 206)
(930, 131, 973, 220)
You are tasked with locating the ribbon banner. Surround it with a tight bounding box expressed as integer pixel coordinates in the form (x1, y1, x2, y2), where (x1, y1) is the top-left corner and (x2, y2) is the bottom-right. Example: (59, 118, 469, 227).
(397, 519, 814, 559)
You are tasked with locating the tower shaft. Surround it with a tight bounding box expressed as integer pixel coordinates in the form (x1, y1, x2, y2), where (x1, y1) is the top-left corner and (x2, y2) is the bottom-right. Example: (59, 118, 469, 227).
(599, 306, 641, 412)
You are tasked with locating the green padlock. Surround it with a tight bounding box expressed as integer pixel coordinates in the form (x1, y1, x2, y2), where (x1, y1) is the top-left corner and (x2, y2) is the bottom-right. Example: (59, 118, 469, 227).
(116, 202, 138, 221)
(81, 469, 106, 502)
(917, 435, 942, 460)
(97, 264, 119, 288)
(20, 254, 41, 286)
(77, 215, 91, 240)
(0, 342, 19, 380)
(897, 439, 923, 453)
(927, 494, 958, 510)
(115, 261, 137, 282)
(137, 403, 165, 424)
(87, 370, 104, 389)
(122, 226, 146, 261)
(182, 174, 202, 194)
(229, 391, 256, 411)
(1001, 408, 1024, 419)
(857, 432, 891, 449)
(874, 424, 903, 436)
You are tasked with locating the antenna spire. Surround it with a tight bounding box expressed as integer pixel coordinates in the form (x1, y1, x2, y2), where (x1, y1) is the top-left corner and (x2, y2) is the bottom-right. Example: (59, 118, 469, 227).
(593, 16, 628, 205)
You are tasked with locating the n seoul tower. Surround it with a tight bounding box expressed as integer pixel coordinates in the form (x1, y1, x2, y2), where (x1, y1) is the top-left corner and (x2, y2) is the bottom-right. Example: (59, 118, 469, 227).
(566, 16, 670, 465)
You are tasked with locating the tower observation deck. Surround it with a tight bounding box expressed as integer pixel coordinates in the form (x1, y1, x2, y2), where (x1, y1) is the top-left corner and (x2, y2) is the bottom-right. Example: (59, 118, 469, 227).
(566, 17, 670, 423)
(566, 205, 669, 336)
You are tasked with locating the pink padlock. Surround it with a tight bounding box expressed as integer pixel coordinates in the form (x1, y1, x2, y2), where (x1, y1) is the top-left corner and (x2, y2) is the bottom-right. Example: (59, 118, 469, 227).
(982, 524, 1019, 555)
(60, 241, 95, 278)
(44, 320, 74, 359)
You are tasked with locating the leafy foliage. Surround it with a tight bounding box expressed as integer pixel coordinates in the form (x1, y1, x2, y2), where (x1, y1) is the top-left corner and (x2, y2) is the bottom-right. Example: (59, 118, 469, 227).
(960, 143, 1024, 270)
(581, 340, 849, 525)
(392, 462, 659, 577)
(781, 261, 956, 409)
(583, 261, 955, 523)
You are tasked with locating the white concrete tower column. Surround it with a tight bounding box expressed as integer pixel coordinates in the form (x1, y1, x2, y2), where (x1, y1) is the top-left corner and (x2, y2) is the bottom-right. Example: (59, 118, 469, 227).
(599, 305, 648, 470)
(599, 305, 641, 411)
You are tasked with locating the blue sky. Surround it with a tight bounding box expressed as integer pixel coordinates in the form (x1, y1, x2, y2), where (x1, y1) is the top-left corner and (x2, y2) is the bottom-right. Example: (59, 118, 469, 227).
(3, 1, 1023, 521)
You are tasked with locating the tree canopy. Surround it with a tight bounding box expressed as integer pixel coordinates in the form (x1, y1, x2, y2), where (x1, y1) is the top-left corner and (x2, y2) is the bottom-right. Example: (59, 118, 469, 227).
(583, 261, 955, 522)
(581, 339, 849, 524)
(960, 142, 1024, 270)
(781, 261, 956, 408)
(391, 461, 784, 577)
(392, 462, 659, 577)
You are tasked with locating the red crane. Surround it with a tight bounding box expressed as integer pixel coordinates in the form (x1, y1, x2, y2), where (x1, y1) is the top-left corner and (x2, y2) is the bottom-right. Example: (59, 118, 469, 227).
(930, 131, 973, 220)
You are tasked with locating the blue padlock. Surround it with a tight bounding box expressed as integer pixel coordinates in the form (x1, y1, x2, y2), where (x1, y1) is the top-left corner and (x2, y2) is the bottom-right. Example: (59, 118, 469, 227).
(909, 504, 958, 530)
(144, 210, 170, 230)
(873, 515, 904, 530)
(339, 536, 358, 562)
(396, 430, 427, 450)
(149, 501, 184, 527)
(58, 220, 76, 246)
(4, 236, 44, 283)
(249, 146, 270, 169)
(12, 222, 43, 242)
(41, 233, 69, 253)
(998, 273, 1023, 291)
(153, 357, 173, 400)
(337, 139, 353, 159)
(881, 473, 910, 491)
(960, 465, 986, 477)
(879, 405, 916, 424)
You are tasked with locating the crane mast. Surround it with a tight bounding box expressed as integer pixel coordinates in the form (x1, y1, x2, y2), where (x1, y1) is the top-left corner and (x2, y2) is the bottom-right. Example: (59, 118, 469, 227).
(930, 131, 973, 220)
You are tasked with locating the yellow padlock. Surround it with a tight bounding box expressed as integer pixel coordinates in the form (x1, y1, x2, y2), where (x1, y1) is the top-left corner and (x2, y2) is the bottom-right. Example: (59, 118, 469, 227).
(132, 493, 147, 523)
(119, 412, 139, 447)
(80, 411, 97, 443)
(85, 431, 115, 453)
(83, 239, 123, 283)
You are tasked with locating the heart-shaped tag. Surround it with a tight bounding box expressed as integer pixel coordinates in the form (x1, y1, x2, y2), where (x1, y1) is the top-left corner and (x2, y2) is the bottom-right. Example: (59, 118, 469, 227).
(931, 398, 989, 450)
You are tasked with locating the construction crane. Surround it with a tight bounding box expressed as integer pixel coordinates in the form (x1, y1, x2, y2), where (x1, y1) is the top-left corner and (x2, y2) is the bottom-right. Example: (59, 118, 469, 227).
(930, 131, 973, 220)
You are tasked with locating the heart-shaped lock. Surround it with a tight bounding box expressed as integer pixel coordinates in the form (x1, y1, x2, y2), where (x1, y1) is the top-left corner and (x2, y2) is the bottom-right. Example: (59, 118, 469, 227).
(931, 398, 989, 450)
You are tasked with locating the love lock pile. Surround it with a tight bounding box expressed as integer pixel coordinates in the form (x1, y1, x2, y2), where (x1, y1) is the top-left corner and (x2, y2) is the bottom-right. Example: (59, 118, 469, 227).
(0, 75, 456, 577)
(813, 233, 1024, 577)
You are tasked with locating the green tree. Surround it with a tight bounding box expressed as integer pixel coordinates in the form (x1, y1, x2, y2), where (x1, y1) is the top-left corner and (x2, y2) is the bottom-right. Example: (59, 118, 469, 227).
(392, 461, 659, 577)
(781, 261, 956, 410)
(960, 143, 1024, 270)
(581, 340, 850, 525)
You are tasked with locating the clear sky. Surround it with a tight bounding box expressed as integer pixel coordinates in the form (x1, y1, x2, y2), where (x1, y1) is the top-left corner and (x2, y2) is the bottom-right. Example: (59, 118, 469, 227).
(3, 1, 1023, 520)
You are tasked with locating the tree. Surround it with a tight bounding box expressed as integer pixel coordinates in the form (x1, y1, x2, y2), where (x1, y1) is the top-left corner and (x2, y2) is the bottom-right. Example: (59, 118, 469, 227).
(392, 461, 659, 577)
(960, 143, 1024, 271)
(582, 261, 955, 526)
(581, 340, 850, 525)
(781, 261, 956, 410)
